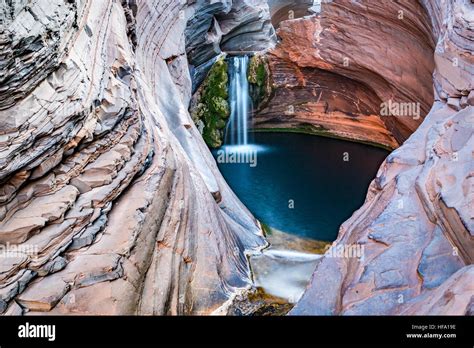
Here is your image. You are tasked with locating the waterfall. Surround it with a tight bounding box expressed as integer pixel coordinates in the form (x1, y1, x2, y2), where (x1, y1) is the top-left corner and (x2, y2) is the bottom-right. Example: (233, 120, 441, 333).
(225, 56, 251, 146)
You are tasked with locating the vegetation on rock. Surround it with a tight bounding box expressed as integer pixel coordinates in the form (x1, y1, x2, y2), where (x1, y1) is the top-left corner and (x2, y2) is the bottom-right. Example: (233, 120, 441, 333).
(248, 54, 271, 110)
(248, 55, 266, 87)
(191, 57, 230, 148)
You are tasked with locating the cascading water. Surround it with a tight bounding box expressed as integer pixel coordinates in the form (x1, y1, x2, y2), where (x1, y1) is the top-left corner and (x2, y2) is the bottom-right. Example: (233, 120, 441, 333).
(225, 56, 251, 146)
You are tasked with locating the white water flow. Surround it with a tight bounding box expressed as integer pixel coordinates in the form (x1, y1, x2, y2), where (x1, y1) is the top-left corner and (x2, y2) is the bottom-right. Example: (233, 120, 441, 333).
(225, 56, 250, 146)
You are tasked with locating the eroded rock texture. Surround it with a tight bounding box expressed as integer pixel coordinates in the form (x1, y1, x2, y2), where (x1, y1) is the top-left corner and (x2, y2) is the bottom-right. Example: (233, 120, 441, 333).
(291, 0, 474, 315)
(267, 0, 313, 28)
(0, 0, 472, 317)
(185, 0, 276, 92)
(255, 0, 437, 149)
(0, 0, 274, 315)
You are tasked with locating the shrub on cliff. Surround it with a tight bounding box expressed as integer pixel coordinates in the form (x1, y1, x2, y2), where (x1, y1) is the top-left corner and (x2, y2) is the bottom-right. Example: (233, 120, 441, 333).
(248, 54, 271, 110)
(191, 57, 230, 148)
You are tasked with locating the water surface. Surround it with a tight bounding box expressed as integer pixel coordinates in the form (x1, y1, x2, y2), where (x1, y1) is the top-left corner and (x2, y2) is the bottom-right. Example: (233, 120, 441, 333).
(214, 132, 389, 241)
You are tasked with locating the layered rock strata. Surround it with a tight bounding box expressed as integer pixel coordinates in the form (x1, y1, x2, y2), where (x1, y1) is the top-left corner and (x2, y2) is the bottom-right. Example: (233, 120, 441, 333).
(0, 0, 472, 317)
(255, 0, 437, 148)
(185, 0, 276, 92)
(267, 0, 313, 28)
(253, 54, 399, 149)
(291, 0, 474, 315)
(0, 0, 274, 315)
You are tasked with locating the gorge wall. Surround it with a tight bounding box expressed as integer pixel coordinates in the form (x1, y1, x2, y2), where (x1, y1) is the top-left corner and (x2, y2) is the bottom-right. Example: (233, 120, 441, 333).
(0, 0, 472, 317)
(254, 0, 437, 149)
(0, 0, 274, 315)
(290, 0, 474, 315)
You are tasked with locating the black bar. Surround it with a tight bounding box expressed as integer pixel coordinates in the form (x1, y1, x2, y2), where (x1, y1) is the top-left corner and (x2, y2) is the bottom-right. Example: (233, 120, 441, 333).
(0, 316, 472, 346)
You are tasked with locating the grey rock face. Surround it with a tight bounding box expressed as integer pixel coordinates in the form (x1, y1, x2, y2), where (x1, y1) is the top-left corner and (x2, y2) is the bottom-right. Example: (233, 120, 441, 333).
(218, 0, 276, 52)
(185, 0, 276, 90)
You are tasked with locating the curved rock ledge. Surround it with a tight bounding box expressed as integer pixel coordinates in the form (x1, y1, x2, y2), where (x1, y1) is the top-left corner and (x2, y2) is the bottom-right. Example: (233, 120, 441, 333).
(254, 0, 438, 149)
(0, 0, 472, 317)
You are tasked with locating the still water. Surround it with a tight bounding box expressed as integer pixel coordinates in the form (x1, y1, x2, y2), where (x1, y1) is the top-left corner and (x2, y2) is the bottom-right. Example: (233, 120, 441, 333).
(214, 132, 389, 241)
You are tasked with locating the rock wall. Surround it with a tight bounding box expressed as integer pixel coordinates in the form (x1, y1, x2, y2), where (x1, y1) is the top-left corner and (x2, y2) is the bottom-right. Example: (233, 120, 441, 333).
(255, 0, 437, 148)
(0, 0, 274, 315)
(253, 54, 399, 149)
(185, 0, 276, 92)
(291, 0, 474, 315)
(1, 0, 472, 317)
(267, 0, 313, 28)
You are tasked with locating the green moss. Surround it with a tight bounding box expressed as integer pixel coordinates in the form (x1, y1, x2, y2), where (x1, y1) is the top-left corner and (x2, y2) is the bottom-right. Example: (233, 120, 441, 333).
(259, 221, 273, 237)
(248, 54, 270, 108)
(248, 55, 266, 87)
(191, 57, 230, 148)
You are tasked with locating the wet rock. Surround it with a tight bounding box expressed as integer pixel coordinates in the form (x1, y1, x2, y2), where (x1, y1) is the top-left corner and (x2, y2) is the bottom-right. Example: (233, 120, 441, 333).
(251, 249, 322, 303)
(227, 288, 294, 316)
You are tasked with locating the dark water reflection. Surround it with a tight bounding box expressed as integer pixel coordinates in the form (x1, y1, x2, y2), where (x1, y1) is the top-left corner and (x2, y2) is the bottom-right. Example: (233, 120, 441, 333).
(214, 133, 389, 241)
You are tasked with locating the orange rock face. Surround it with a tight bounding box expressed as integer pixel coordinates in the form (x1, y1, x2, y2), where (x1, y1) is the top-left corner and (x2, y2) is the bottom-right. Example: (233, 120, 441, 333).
(0, 0, 472, 317)
(257, 0, 436, 147)
(254, 54, 399, 149)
